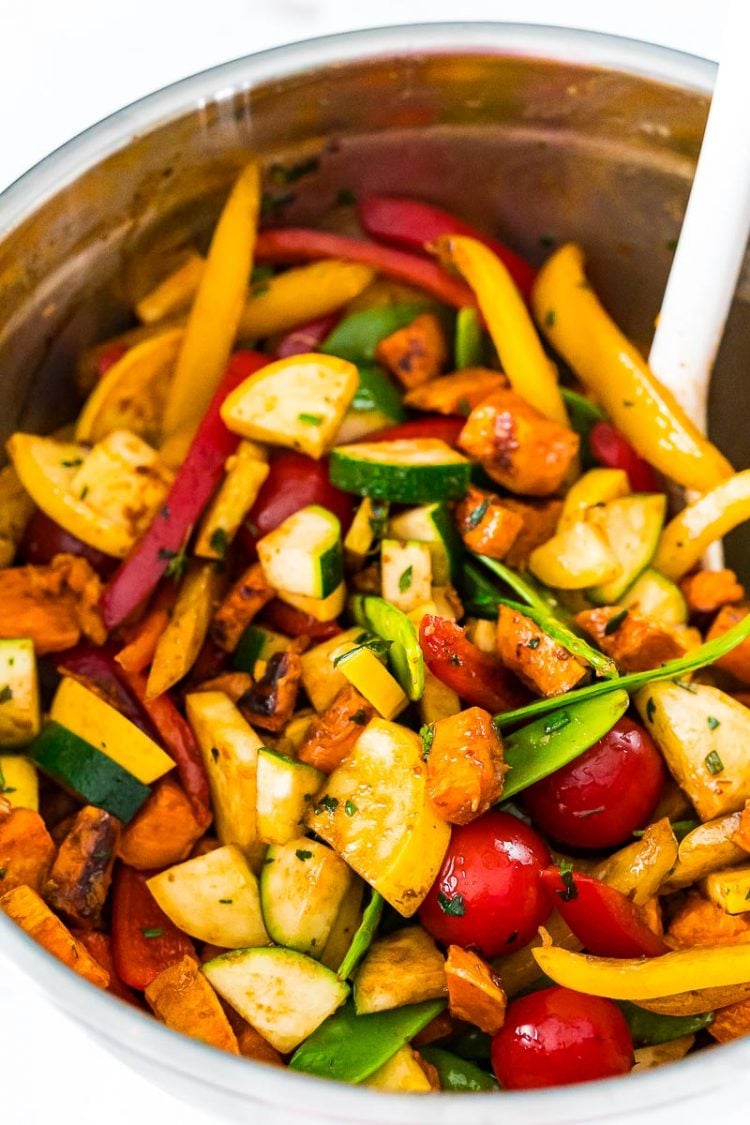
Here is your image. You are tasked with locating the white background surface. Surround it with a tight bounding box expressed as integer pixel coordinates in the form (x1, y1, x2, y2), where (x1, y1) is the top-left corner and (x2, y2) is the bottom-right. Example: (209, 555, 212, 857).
(0, 2, 740, 1124)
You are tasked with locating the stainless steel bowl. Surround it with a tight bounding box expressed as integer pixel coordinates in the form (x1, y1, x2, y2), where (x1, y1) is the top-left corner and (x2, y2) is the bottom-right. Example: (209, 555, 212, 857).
(1, 22, 749, 1124)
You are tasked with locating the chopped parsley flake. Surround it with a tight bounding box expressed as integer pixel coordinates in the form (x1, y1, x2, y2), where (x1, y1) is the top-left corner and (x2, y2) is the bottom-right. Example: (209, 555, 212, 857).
(315, 795, 339, 814)
(210, 747, 220, 764)
(295, 849, 313, 861)
(420, 723, 434, 761)
(344, 800, 357, 817)
(526, 637, 541, 650)
(398, 566, 414, 593)
(544, 309, 556, 328)
(336, 188, 357, 206)
(141, 928, 164, 939)
(80, 486, 89, 500)
(298, 413, 323, 426)
(219, 898, 233, 904)
(0, 686, 13, 704)
(604, 609, 628, 635)
(350, 709, 368, 726)
(558, 859, 578, 902)
(61, 457, 83, 468)
(269, 156, 319, 185)
(260, 190, 296, 217)
(0, 868, 6, 880)
(437, 891, 466, 917)
(92, 850, 112, 860)
(705, 750, 724, 775)
(209, 527, 229, 557)
(466, 497, 490, 529)
(646, 697, 657, 722)
(159, 546, 188, 579)
(707, 716, 721, 731)
(457, 397, 471, 418)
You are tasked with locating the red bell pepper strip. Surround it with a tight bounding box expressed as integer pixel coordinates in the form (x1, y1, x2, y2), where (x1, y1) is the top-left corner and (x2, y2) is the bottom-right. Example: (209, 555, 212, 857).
(111, 864, 195, 990)
(101, 350, 268, 629)
(419, 614, 528, 714)
(539, 867, 669, 959)
(260, 599, 343, 641)
(254, 229, 477, 310)
(96, 342, 129, 378)
(359, 195, 536, 301)
(368, 416, 465, 447)
(589, 421, 661, 493)
(120, 668, 212, 829)
(56, 644, 161, 743)
(72, 928, 141, 1006)
(21, 509, 118, 579)
(275, 313, 341, 359)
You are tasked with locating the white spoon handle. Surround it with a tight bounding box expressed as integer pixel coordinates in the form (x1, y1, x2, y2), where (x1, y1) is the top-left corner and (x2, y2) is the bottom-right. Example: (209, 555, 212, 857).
(648, 0, 750, 433)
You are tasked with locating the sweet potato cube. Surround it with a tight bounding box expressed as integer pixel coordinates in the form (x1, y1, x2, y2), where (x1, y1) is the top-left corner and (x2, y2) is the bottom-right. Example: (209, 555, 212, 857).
(667, 891, 750, 949)
(426, 706, 507, 825)
(375, 313, 447, 389)
(210, 562, 274, 652)
(680, 569, 744, 615)
(459, 389, 579, 497)
(708, 604, 750, 684)
(0, 806, 56, 894)
(43, 805, 120, 929)
(0, 884, 109, 987)
(298, 684, 376, 773)
(497, 604, 588, 697)
(709, 997, 750, 1043)
(575, 606, 686, 673)
(403, 367, 506, 415)
(117, 778, 206, 870)
(146, 955, 239, 1053)
(502, 497, 562, 569)
(455, 485, 523, 559)
(445, 945, 507, 1034)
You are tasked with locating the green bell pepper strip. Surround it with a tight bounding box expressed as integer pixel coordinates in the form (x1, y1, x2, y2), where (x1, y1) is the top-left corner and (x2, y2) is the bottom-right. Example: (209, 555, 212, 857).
(289, 999, 445, 1083)
(350, 594, 424, 700)
(617, 1001, 714, 1046)
(501, 689, 629, 798)
(419, 1047, 499, 1091)
(322, 303, 432, 363)
(495, 612, 750, 729)
(351, 365, 406, 420)
(337, 890, 384, 980)
(454, 307, 485, 370)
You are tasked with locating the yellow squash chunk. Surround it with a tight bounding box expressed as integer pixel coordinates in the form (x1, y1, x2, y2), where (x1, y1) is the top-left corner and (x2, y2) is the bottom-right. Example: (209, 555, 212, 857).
(163, 162, 261, 437)
(136, 252, 205, 324)
(221, 353, 359, 460)
(300, 627, 365, 712)
(186, 691, 263, 858)
(419, 667, 461, 725)
(0, 464, 34, 567)
(194, 442, 269, 559)
(703, 865, 750, 915)
(147, 843, 269, 948)
(7, 431, 172, 558)
(0, 638, 40, 748)
(433, 235, 568, 425)
(654, 470, 750, 580)
(534, 942, 750, 1001)
(528, 521, 620, 590)
(353, 926, 446, 1014)
(277, 582, 347, 623)
(306, 718, 451, 916)
(366, 1045, 433, 1092)
(147, 563, 222, 698)
(0, 756, 39, 810)
(238, 260, 374, 338)
(557, 468, 630, 533)
(50, 676, 174, 784)
(145, 954, 239, 1054)
(75, 328, 183, 444)
(635, 682, 750, 820)
(335, 646, 408, 720)
(532, 243, 732, 491)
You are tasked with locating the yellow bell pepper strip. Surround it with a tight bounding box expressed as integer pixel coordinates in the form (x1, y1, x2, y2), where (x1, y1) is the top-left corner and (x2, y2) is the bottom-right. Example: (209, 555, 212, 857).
(430, 235, 569, 426)
(237, 260, 375, 339)
(532, 243, 733, 492)
(162, 162, 261, 438)
(533, 941, 750, 1001)
(654, 469, 750, 580)
(136, 252, 205, 324)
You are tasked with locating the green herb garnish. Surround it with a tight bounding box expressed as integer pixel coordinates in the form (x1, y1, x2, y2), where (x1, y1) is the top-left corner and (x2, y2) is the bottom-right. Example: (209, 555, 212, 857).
(705, 750, 724, 775)
(604, 609, 629, 636)
(437, 892, 466, 917)
(344, 800, 357, 817)
(295, 849, 313, 861)
(141, 928, 164, 939)
(269, 156, 319, 185)
(558, 858, 578, 902)
(420, 723, 434, 761)
(398, 566, 413, 593)
(209, 527, 229, 557)
(466, 498, 490, 530)
(298, 413, 323, 426)
(0, 686, 13, 704)
(707, 716, 721, 731)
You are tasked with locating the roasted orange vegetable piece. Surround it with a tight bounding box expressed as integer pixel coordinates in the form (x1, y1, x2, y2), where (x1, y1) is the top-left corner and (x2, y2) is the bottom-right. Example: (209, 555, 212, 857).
(667, 891, 750, 949)
(210, 561, 275, 652)
(238, 642, 304, 733)
(298, 684, 376, 773)
(496, 604, 588, 697)
(680, 569, 744, 615)
(0, 806, 56, 894)
(375, 313, 447, 389)
(445, 944, 507, 1034)
(455, 486, 523, 560)
(0, 554, 105, 654)
(707, 604, 750, 684)
(145, 955, 239, 1053)
(0, 884, 110, 988)
(115, 584, 177, 674)
(43, 805, 120, 929)
(72, 928, 140, 1005)
(403, 367, 506, 415)
(426, 706, 506, 825)
(502, 497, 562, 569)
(458, 388, 579, 497)
(117, 777, 206, 870)
(221, 1001, 284, 1065)
(575, 607, 686, 673)
(709, 996, 750, 1043)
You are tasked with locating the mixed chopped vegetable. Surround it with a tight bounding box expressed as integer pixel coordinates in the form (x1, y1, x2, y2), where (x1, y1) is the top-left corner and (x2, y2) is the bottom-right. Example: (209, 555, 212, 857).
(4, 164, 750, 1094)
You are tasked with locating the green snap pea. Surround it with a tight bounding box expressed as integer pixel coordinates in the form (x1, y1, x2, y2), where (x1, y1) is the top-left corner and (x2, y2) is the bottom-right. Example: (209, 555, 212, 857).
(337, 890, 384, 981)
(322, 303, 431, 363)
(561, 387, 605, 468)
(351, 594, 424, 700)
(617, 1001, 714, 1046)
(420, 1046, 499, 1091)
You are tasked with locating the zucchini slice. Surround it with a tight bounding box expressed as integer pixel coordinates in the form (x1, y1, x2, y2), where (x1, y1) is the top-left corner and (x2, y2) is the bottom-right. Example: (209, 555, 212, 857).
(50, 677, 174, 784)
(343, 497, 389, 570)
(330, 439, 471, 503)
(557, 467, 630, 532)
(147, 844, 269, 948)
(255, 747, 325, 845)
(388, 502, 462, 584)
(335, 646, 408, 720)
(203, 946, 349, 1054)
(232, 624, 289, 675)
(528, 521, 621, 590)
(260, 837, 354, 957)
(320, 879, 365, 973)
(220, 353, 359, 460)
(306, 718, 450, 916)
(621, 567, 688, 626)
(351, 595, 424, 701)
(588, 494, 667, 604)
(0, 638, 40, 748)
(28, 721, 149, 823)
(258, 505, 342, 600)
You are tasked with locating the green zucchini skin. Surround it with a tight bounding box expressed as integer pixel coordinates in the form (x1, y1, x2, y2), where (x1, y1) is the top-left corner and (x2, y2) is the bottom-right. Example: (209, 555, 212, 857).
(28, 720, 149, 822)
(330, 442, 471, 504)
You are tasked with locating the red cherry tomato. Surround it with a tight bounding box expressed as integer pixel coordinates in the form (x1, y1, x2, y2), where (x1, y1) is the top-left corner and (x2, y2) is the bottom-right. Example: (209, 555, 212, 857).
(589, 421, 661, 493)
(419, 615, 528, 714)
(522, 717, 665, 849)
(418, 810, 551, 958)
(368, 416, 465, 446)
(21, 509, 118, 578)
(238, 451, 354, 556)
(491, 986, 633, 1089)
